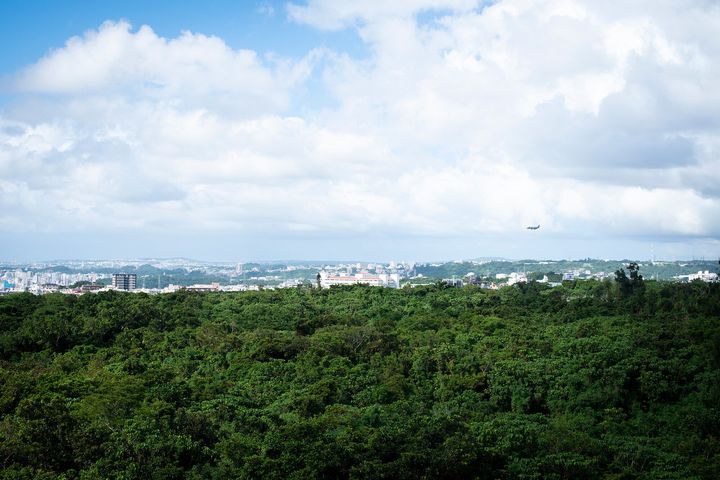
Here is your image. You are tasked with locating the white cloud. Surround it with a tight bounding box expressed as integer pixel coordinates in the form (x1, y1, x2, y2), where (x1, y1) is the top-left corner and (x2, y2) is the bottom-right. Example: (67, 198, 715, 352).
(2, 1, 720, 258)
(13, 21, 314, 115)
(287, 0, 480, 30)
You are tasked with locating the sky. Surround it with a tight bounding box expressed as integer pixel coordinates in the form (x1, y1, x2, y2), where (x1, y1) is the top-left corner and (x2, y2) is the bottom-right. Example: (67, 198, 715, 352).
(1, 0, 719, 262)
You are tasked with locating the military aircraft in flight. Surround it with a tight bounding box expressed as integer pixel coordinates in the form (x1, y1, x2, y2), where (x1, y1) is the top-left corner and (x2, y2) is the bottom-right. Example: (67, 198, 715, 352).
(526, 225, 540, 230)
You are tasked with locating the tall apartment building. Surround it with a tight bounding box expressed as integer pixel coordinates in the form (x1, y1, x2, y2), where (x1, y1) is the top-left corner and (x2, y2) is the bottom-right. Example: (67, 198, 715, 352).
(112, 273, 137, 291)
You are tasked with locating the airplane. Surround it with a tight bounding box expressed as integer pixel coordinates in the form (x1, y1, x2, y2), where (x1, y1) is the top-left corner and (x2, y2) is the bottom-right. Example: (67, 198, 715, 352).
(526, 225, 540, 230)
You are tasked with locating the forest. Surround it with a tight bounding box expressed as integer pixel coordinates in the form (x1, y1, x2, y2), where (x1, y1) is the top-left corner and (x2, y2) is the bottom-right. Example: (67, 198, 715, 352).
(0, 275, 719, 479)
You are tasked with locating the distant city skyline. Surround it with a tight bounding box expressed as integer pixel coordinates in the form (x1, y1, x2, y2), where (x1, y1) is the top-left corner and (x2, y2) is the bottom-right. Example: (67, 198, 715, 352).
(1, 1, 719, 261)
(3, 256, 716, 296)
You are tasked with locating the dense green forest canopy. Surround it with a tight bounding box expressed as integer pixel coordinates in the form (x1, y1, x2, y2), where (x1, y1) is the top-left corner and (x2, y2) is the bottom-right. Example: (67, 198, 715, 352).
(0, 279, 719, 479)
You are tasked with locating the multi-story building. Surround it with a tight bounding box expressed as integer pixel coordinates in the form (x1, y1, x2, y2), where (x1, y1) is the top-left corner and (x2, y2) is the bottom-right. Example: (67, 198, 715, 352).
(185, 282, 221, 292)
(686, 270, 718, 282)
(442, 278, 464, 288)
(318, 271, 400, 288)
(112, 273, 137, 291)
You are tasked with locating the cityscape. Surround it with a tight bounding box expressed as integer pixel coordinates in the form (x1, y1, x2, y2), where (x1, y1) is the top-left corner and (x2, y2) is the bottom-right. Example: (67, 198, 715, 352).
(1, 257, 717, 295)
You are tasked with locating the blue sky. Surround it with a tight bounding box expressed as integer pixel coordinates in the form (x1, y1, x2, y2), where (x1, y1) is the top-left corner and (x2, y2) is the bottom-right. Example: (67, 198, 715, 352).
(0, 0, 365, 113)
(1, 0, 719, 262)
(0, 1, 365, 71)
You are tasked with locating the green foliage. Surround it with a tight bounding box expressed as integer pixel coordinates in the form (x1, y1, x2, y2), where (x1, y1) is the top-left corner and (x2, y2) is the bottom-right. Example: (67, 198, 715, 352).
(615, 262, 644, 296)
(0, 282, 718, 478)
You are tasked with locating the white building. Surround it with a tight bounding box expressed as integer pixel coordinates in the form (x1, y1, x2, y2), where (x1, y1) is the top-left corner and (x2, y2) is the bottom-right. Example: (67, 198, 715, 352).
(506, 272, 528, 286)
(319, 271, 400, 288)
(186, 282, 221, 292)
(687, 270, 718, 282)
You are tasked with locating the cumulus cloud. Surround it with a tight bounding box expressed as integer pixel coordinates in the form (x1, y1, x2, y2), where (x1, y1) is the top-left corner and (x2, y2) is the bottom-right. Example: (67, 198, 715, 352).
(2, 1, 720, 258)
(13, 21, 318, 114)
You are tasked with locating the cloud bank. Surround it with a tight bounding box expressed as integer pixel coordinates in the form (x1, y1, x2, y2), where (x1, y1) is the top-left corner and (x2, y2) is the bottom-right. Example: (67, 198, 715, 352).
(2, 1, 719, 259)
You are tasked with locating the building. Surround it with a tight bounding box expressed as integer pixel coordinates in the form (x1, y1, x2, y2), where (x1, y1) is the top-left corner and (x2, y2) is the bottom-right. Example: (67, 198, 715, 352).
(318, 271, 400, 288)
(506, 272, 528, 285)
(78, 284, 104, 293)
(112, 273, 137, 291)
(686, 270, 719, 282)
(186, 282, 221, 292)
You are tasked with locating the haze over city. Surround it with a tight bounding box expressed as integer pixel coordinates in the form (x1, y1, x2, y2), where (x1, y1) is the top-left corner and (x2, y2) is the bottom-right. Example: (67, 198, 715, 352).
(1, 0, 719, 261)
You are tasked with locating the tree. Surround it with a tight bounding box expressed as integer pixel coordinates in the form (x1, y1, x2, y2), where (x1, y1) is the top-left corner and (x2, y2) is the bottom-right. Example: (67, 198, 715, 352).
(627, 262, 643, 283)
(615, 262, 644, 298)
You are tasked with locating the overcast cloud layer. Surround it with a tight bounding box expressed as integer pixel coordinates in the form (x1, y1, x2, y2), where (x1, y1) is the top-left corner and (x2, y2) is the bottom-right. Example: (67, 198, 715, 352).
(1, 0, 719, 260)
